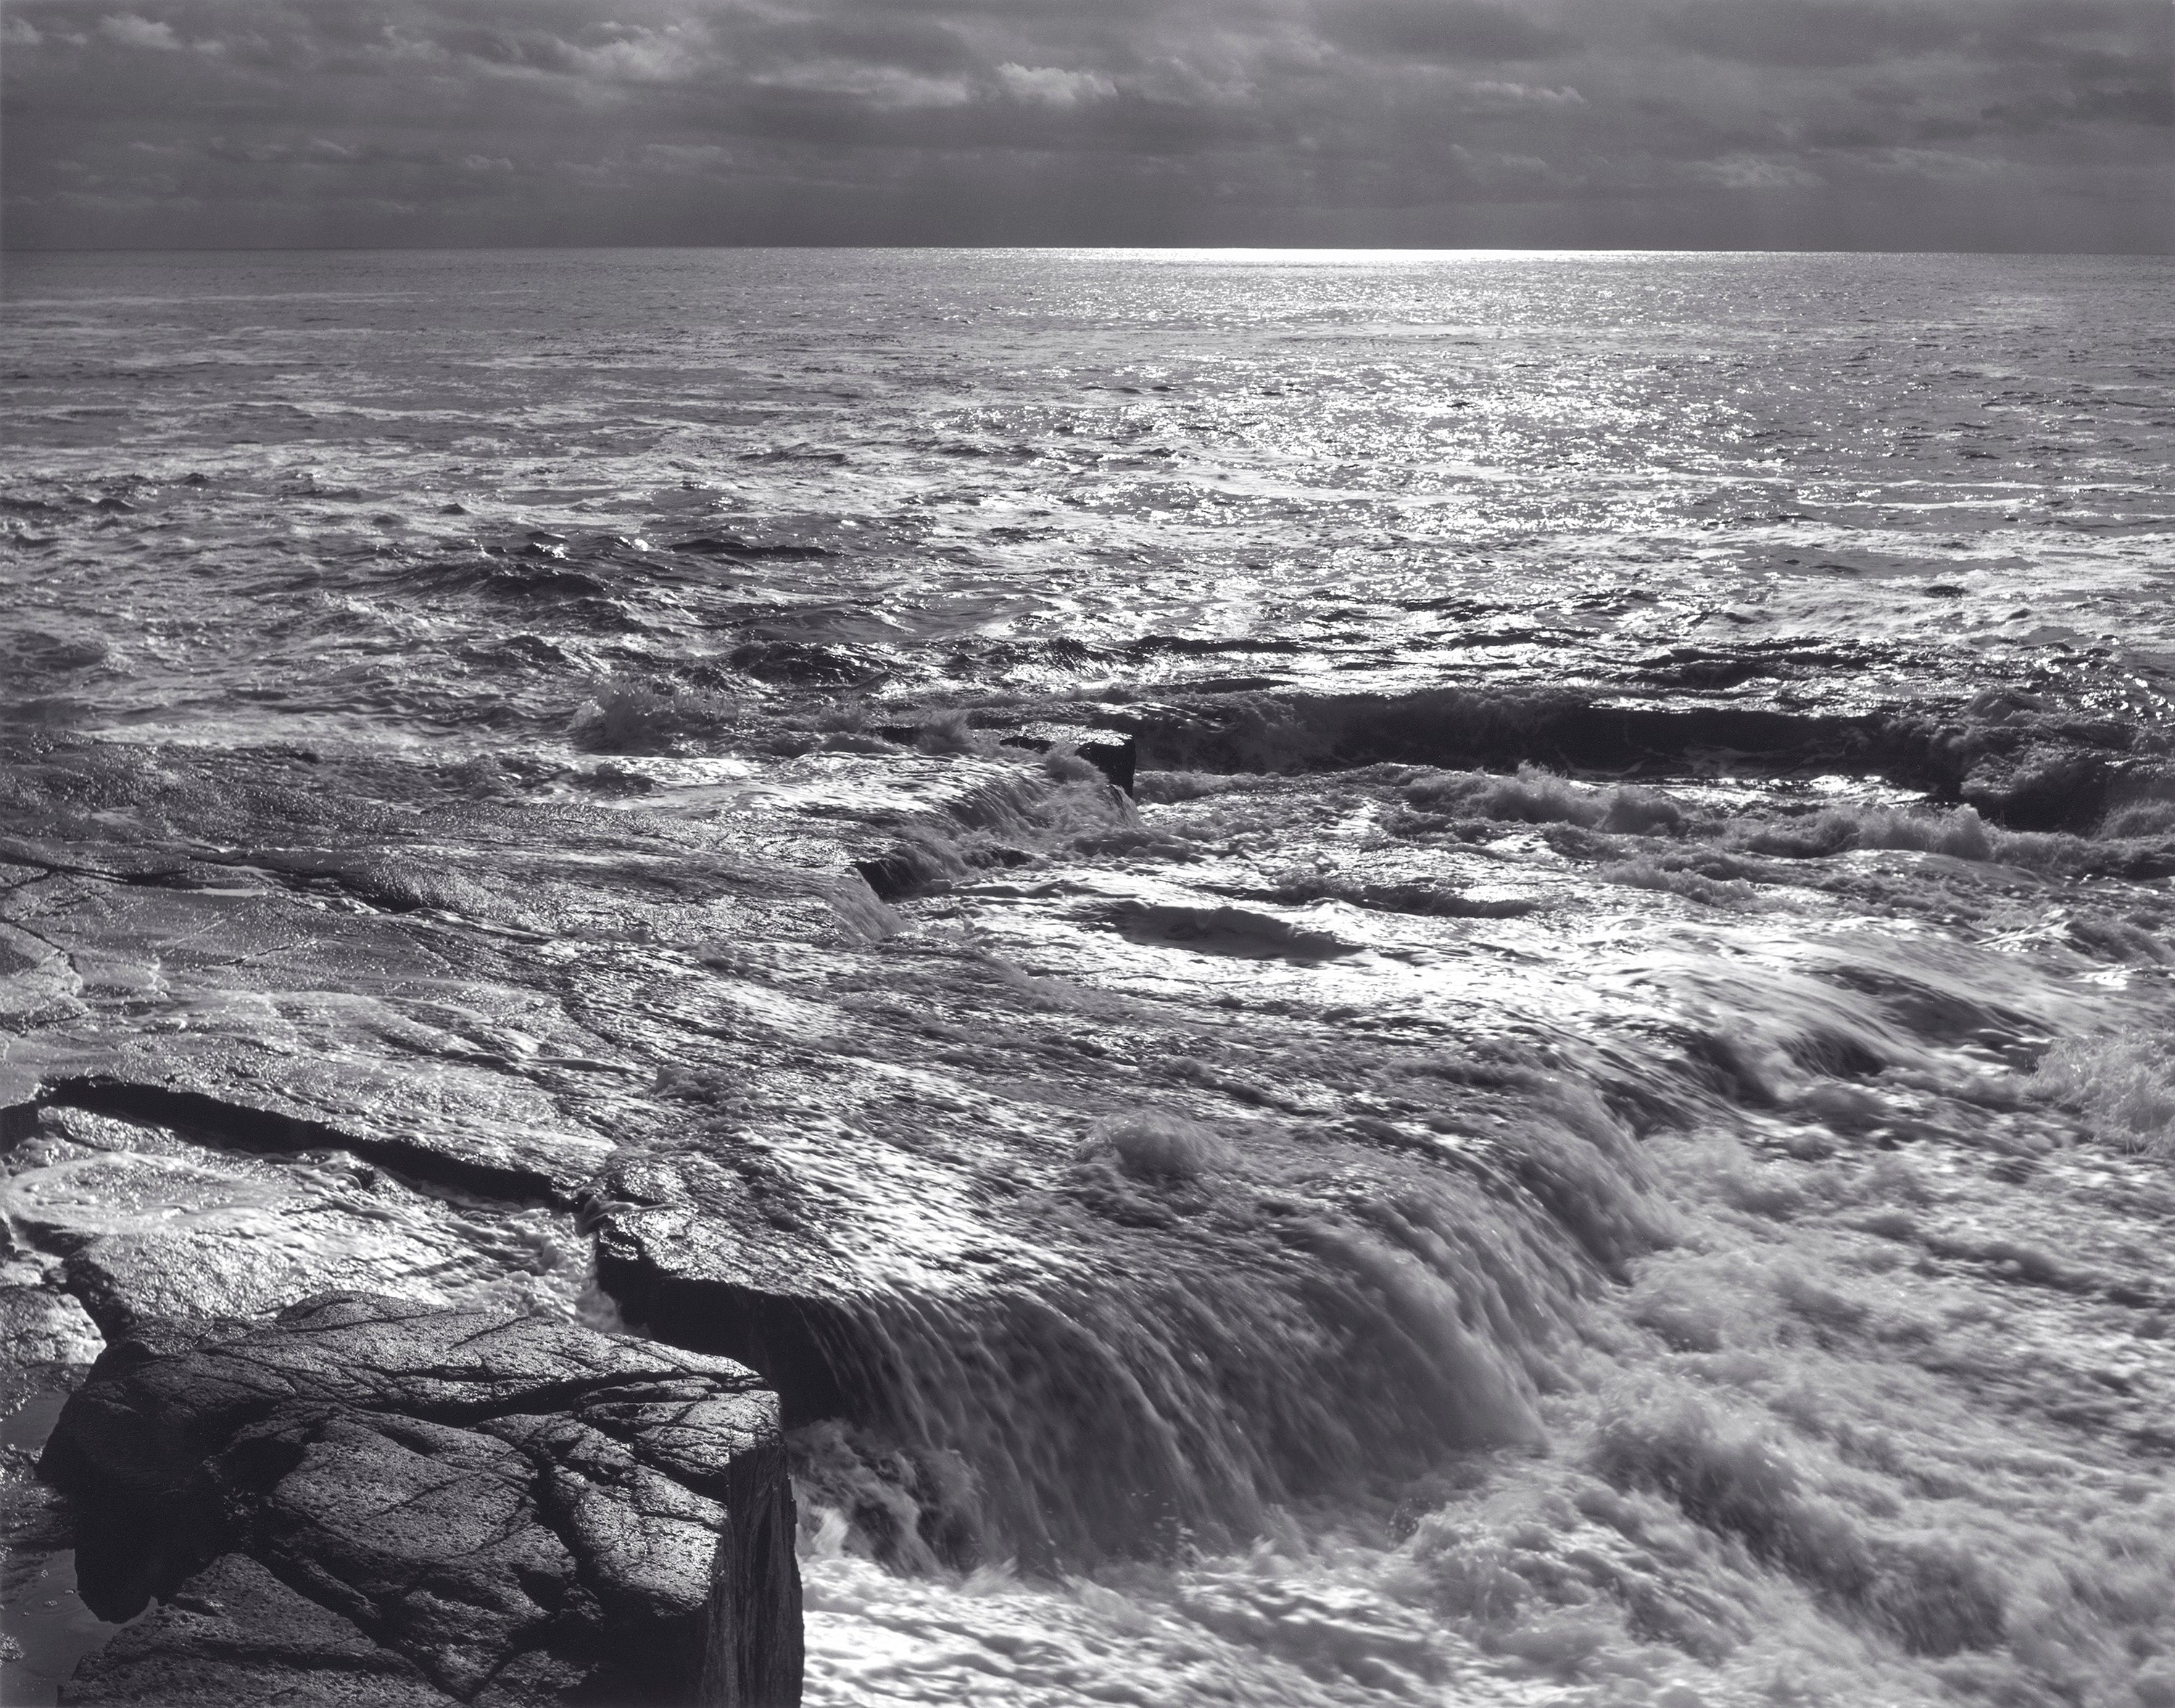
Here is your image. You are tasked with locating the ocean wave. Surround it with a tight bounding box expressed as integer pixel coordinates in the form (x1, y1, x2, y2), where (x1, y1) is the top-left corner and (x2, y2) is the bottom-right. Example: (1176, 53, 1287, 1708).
(569, 672, 745, 754)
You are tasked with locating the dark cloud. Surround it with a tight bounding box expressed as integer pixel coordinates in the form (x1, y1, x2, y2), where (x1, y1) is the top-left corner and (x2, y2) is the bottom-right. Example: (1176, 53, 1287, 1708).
(1654, 0, 2166, 69)
(1654, 0, 1960, 66)
(1321, 1, 1580, 62)
(1, 0, 2166, 249)
(759, 14, 980, 75)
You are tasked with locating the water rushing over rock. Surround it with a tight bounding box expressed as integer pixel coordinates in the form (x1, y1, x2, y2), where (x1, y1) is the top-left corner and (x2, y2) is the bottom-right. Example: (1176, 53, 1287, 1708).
(4, 248, 2175, 1707)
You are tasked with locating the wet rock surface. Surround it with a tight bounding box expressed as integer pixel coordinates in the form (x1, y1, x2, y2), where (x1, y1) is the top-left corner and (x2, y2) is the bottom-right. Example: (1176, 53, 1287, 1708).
(42, 1295, 800, 1707)
(1, 1104, 579, 1337)
(9, 708, 2175, 1702)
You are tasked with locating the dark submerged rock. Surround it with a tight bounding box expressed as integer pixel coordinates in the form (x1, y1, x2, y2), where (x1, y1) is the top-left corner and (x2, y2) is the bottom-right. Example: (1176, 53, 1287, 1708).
(42, 1295, 802, 1707)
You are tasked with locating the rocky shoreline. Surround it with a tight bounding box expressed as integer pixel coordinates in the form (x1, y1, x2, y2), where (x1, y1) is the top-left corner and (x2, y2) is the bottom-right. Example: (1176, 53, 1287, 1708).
(9, 684, 2175, 1703)
(0, 726, 1162, 1701)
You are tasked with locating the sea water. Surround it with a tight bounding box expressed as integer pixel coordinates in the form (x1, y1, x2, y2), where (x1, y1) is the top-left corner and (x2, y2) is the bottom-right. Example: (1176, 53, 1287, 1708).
(4, 247, 2175, 1707)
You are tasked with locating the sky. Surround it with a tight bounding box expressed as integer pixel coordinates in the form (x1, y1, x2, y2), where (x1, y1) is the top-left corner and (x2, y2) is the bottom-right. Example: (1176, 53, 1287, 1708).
(1, 0, 2168, 250)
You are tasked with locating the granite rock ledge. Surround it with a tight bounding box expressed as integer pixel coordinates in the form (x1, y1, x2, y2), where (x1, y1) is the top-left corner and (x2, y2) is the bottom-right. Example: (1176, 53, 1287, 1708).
(39, 1293, 803, 1707)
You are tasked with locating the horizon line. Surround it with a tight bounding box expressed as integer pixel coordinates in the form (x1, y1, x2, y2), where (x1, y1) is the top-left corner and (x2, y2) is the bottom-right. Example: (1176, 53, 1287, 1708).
(4, 241, 2169, 259)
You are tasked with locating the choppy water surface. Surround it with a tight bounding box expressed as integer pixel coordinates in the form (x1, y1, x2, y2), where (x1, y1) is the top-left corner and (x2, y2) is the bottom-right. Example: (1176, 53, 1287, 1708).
(5, 248, 2175, 1707)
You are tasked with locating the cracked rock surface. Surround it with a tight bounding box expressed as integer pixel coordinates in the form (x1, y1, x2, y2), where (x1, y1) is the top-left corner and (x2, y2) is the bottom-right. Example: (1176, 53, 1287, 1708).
(42, 1295, 801, 1707)
(0, 736, 1149, 1693)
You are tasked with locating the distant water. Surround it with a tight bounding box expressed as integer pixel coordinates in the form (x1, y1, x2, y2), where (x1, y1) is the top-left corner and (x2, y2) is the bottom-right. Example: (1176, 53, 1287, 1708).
(4, 248, 2171, 750)
(7, 249, 2175, 1708)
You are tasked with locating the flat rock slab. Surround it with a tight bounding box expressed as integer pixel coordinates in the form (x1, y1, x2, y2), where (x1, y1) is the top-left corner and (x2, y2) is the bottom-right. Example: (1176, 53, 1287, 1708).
(42, 1295, 802, 1707)
(0, 742, 1107, 1201)
(2, 1106, 582, 1336)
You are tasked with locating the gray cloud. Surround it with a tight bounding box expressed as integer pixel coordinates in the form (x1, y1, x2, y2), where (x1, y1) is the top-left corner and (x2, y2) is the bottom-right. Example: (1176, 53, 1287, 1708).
(1656, 0, 1960, 65)
(2, 0, 2166, 248)
(1320, 1, 1581, 62)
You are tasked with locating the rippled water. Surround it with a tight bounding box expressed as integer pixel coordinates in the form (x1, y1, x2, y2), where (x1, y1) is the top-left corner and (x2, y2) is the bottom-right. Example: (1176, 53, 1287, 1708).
(5, 248, 2172, 747)
(5, 248, 2175, 1707)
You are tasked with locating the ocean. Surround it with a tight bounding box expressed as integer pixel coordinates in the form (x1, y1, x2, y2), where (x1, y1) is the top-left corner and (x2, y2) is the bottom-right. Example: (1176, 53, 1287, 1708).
(4, 246, 2174, 1706)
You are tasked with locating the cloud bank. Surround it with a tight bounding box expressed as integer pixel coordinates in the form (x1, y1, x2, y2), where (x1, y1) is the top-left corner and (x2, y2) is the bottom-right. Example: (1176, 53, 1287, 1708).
(3, 0, 2167, 248)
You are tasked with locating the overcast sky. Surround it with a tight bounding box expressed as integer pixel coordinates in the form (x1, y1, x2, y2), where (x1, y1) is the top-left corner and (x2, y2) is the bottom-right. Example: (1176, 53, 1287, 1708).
(3, 0, 2168, 250)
